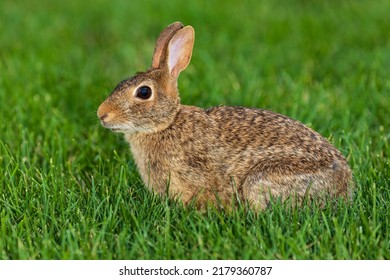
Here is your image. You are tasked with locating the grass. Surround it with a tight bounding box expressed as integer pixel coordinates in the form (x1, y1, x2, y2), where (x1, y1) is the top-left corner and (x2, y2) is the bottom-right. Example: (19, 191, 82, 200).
(0, 0, 389, 259)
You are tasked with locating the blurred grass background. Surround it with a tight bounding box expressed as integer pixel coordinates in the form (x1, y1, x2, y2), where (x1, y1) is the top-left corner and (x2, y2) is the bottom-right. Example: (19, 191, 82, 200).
(0, 0, 389, 259)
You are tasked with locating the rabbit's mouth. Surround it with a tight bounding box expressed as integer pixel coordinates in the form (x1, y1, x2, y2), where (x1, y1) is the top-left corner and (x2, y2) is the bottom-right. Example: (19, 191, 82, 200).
(100, 121, 125, 133)
(101, 119, 154, 134)
(99, 119, 125, 133)
(105, 123, 137, 134)
(108, 126, 126, 133)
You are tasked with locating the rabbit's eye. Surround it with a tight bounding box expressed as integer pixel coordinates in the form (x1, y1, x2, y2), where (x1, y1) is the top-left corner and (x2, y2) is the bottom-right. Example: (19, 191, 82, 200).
(136, 86, 152, 100)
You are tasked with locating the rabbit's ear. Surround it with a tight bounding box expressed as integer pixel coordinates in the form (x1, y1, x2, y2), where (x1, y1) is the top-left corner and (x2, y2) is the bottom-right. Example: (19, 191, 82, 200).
(166, 26, 195, 79)
(151, 22, 184, 69)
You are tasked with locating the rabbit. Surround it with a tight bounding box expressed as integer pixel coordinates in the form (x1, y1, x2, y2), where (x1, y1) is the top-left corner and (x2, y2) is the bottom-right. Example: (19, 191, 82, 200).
(97, 22, 354, 210)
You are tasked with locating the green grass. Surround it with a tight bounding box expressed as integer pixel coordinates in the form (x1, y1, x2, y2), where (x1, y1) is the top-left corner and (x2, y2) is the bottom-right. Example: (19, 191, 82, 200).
(0, 0, 389, 259)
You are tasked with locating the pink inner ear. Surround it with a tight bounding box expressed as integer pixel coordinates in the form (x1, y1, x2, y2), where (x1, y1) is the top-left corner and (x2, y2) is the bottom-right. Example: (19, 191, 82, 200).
(168, 36, 185, 75)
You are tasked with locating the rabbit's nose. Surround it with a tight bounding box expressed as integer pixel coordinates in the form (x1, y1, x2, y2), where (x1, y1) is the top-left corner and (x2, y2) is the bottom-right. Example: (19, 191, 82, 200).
(97, 102, 110, 121)
(99, 113, 108, 121)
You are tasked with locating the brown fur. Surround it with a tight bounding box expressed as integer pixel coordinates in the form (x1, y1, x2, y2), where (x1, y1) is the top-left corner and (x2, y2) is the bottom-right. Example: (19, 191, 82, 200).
(97, 22, 354, 210)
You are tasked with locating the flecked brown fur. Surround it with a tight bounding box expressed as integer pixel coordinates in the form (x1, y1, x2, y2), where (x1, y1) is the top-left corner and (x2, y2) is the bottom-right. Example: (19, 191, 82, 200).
(97, 22, 354, 210)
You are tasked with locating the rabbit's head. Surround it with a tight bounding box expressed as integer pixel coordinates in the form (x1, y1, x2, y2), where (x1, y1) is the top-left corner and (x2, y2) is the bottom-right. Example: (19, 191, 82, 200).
(97, 22, 195, 134)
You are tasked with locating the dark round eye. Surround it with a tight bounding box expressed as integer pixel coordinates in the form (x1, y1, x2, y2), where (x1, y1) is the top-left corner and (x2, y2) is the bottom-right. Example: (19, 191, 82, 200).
(136, 86, 152, 100)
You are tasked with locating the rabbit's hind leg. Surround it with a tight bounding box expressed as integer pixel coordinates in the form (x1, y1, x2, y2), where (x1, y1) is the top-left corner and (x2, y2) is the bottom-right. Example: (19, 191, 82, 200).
(241, 170, 333, 210)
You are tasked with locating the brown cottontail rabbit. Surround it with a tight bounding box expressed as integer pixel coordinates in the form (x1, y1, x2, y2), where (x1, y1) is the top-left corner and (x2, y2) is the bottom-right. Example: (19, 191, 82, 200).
(97, 22, 354, 210)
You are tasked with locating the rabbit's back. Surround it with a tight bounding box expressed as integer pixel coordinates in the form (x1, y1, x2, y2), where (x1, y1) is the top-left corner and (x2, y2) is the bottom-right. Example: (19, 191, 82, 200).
(205, 106, 345, 168)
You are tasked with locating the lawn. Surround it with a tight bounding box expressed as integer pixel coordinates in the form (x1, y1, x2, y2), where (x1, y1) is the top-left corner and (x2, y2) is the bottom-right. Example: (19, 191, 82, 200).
(0, 0, 389, 259)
